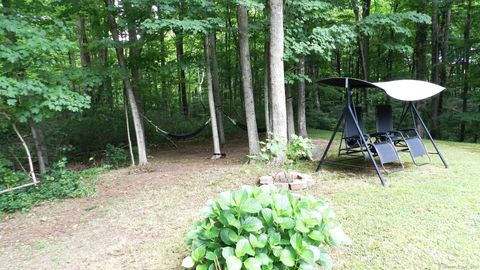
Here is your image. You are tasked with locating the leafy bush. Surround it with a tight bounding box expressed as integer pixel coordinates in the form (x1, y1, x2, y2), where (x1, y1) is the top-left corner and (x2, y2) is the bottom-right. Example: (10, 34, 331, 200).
(182, 186, 350, 270)
(0, 158, 98, 213)
(287, 135, 313, 162)
(104, 144, 129, 168)
(256, 135, 313, 164)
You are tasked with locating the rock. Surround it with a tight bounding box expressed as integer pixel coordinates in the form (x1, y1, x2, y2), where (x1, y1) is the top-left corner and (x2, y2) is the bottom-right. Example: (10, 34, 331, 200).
(289, 171, 301, 180)
(273, 172, 289, 183)
(297, 173, 312, 180)
(289, 180, 307, 191)
(259, 175, 274, 185)
(304, 177, 315, 187)
(274, 182, 289, 190)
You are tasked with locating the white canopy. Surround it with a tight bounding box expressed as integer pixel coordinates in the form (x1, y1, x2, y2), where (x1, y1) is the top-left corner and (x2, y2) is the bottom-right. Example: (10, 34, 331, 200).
(372, 80, 445, 101)
(318, 77, 446, 102)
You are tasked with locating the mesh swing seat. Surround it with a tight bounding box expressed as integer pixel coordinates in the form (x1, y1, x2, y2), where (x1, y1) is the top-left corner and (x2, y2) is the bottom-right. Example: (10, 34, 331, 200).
(339, 107, 403, 172)
(370, 105, 431, 166)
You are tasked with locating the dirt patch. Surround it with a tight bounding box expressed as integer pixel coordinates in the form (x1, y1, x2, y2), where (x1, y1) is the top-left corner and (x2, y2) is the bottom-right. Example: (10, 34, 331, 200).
(0, 138, 328, 269)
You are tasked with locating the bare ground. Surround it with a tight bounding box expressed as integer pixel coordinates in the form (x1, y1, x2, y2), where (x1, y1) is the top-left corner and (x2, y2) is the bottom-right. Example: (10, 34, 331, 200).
(1, 138, 332, 270)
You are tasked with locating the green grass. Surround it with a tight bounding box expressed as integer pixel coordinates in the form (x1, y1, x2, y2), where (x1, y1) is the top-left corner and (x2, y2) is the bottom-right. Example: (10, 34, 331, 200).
(303, 129, 480, 269)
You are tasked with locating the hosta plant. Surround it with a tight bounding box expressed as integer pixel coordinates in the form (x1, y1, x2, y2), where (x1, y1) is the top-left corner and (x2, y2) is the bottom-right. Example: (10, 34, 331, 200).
(181, 185, 350, 270)
(286, 135, 313, 162)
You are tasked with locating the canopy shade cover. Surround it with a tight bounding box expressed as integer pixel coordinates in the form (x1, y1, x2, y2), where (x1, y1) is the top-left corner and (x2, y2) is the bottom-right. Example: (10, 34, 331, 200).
(318, 77, 446, 101)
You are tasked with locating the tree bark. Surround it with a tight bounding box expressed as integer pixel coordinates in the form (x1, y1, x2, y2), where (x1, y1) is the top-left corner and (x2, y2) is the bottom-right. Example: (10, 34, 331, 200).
(237, 5, 260, 156)
(286, 84, 295, 141)
(175, 29, 188, 116)
(264, 40, 272, 138)
(430, 0, 441, 138)
(204, 36, 222, 159)
(209, 33, 225, 145)
(460, 0, 472, 141)
(76, 18, 91, 67)
(28, 118, 48, 175)
(269, 0, 288, 164)
(312, 65, 320, 112)
(297, 56, 307, 138)
(105, 0, 147, 165)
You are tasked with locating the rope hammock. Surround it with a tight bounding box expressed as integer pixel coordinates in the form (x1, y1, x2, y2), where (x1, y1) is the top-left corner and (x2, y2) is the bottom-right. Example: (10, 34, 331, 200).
(143, 110, 266, 143)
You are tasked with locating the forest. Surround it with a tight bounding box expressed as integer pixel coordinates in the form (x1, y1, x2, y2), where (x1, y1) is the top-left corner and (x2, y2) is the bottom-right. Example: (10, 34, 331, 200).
(1, 0, 480, 269)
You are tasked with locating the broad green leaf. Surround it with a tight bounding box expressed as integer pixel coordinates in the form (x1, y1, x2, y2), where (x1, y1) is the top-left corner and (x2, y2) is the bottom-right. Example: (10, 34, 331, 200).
(242, 217, 264, 232)
(307, 245, 321, 262)
(308, 230, 324, 242)
(226, 256, 242, 270)
(299, 248, 315, 263)
(318, 251, 333, 270)
(222, 247, 235, 259)
(329, 226, 352, 245)
(240, 198, 262, 213)
(205, 251, 216, 261)
(280, 248, 295, 267)
(256, 234, 268, 248)
(220, 228, 239, 245)
(261, 208, 273, 225)
(244, 257, 261, 270)
(224, 211, 241, 229)
(234, 190, 248, 206)
(181, 256, 195, 268)
(255, 253, 271, 265)
(275, 217, 295, 229)
(196, 265, 208, 270)
(235, 238, 255, 257)
(290, 233, 303, 251)
(192, 245, 206, 262)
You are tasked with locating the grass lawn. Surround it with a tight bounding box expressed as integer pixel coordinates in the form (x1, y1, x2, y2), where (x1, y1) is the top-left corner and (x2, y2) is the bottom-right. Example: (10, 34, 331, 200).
(305, 130, 480, 269)
(1, 130, 478, 269)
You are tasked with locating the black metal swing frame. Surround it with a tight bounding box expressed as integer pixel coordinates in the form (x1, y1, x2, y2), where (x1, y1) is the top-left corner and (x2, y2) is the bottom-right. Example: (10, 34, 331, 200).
(315, 77, 448, 185)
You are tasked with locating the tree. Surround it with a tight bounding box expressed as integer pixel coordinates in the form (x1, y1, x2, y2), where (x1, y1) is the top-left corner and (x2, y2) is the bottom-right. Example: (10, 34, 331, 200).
(269, 0, 288, 164)
(105, 0, 148, 165)
(237, 4, 260, 156)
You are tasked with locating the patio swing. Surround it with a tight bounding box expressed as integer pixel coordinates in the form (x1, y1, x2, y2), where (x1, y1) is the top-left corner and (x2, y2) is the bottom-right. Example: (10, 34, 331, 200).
(315, 77, 448, 185)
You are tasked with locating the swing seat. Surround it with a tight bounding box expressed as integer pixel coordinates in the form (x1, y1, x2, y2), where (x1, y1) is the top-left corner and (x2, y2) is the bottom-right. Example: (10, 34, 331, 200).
(370, 141, 404, 172)
(371, 105, 431, 166)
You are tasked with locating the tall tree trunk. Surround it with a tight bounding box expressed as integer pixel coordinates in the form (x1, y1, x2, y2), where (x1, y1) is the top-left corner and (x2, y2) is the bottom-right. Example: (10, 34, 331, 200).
(430, 0, 441, 138)
(460, 0, 472, 142)
(237, 5, 260, 156)
(354, 0, 370, 114)
(175, 30, 188, 116)
(286, 84, 295, 141)
(414, 0, 428, 136)
(209, 33, 225, 145)
(127, 24, 145, 130)
(312, 65, 320, 112)
(204, 36, 222, 159)
(264, 40, 272, 138)
(105, 0, 147, 165)
(269, 0, 288, 164)
(76, 18, 91, 67)
(297, 56, 307, 138)
(28, 119, 48, 175)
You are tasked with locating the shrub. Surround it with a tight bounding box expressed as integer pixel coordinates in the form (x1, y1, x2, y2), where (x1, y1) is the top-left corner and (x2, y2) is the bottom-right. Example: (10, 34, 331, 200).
(0, 158, 98, 213)
(104, 144, 129, 168)
(287, 135, 313, 162)
(181, 186, 350, 270)
(255, 136, 313, 164)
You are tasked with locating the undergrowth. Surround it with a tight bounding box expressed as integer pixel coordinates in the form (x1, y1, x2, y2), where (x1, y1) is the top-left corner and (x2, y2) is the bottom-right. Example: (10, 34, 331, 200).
(0, 158, 99, 214)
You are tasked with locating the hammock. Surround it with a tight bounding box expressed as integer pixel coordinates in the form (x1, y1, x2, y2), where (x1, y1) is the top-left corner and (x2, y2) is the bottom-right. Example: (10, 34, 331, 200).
(222, 112, 267, 133)
(143, 115, 211, 141)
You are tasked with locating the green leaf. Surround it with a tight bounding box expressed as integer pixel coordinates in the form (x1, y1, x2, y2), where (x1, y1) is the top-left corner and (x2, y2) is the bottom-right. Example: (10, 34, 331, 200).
(205, 251, 216, 261)
(299, 248, 314, 263)
(255, 253, 271, 265)
(220, 228, 239, 245)
(222, 247, 235, 259)
(242, 217, 264, 232)
(240, 198, 262, 213)
(235, 238, 255, 257)
(275, 217, 295, 229)
(196, 265, 209, 270)
(224, 211, 241, 229)
(308, 230, 324, 242)
(261, 208, 273, 225)
(318, 251, 333, 270)
(329, 226, 352, 245)
(280, 248, 295, 267)
(290, 233, 303, 251)
(192, 245, 206, 262)
(225, 256, 242, 270)
(181, 256, 195, 268)
(244, 257, 261, 270)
